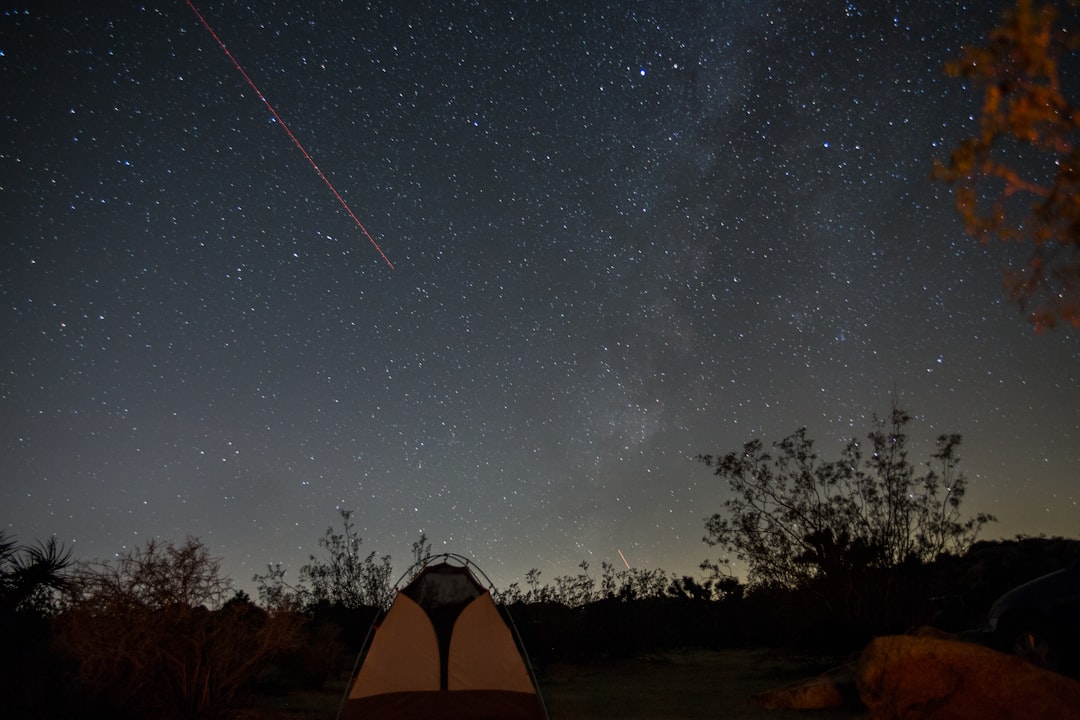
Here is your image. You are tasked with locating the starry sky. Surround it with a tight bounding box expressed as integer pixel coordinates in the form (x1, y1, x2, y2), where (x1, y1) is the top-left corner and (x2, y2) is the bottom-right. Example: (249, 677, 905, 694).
(3, 1, 1078, 594)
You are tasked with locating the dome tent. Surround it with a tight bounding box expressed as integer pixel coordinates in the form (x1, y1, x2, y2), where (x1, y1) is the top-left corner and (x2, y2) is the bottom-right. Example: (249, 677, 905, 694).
(338, 554, 548, 720)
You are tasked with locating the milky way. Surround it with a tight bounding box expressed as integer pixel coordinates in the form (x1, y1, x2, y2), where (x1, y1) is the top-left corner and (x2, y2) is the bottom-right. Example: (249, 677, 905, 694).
(2, 1, 1078, 593)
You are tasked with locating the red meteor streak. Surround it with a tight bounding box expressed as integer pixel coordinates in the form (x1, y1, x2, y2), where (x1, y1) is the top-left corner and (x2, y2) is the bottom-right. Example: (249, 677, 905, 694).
(186, 1, 394, 269)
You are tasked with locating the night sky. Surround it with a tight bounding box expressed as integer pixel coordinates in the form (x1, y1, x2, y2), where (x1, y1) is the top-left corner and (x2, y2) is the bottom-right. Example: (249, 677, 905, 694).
(3, 1, 1078, 594)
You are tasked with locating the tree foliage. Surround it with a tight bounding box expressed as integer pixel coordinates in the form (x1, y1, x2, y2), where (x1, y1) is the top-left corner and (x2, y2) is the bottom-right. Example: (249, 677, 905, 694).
(252, 560, 304, 613)
(254, 510, 394, 610)
(935, 0, 1080, 331)
(299, 510, 393, 609)
(0, 530, 72, 615)
(411, 531, 433, 566)
(0, 531, 75, 718)
(698, 404, 996, 590)
(57, 537, 302, 719)
(70, 536, 232, 610)
(501, 560, 732, 607)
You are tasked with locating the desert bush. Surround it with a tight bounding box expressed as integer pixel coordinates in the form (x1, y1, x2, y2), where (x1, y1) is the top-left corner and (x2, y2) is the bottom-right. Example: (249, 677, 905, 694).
(56, 537, 302, 719)
(699, 402, 996, 635)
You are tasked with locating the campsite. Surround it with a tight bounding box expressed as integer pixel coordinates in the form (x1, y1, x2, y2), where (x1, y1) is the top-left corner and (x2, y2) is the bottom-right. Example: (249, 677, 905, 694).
(277, 556, 862, 720)
(5, 1, 1080, 716)
(250, 648, 863, 720)
(250, 555, 863, 719)
(5, 531, 1078, 719)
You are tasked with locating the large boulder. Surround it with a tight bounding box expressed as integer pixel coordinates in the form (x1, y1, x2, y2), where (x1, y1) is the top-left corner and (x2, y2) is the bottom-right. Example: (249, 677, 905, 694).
(857, 634, 1080, 719)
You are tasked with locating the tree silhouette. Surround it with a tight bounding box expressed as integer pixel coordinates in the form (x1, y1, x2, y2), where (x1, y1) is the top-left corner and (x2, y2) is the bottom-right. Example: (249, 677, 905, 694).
(58, 537, 301, 719)
(0, 531, 74, 718)
(935, 0, 1080, 331)
(0, 530, 72, 614)
(698, 403, 996, 589)
(411, 532, 433, 565)
(254, 509, 393, 610)
(299, 510, 393, 609)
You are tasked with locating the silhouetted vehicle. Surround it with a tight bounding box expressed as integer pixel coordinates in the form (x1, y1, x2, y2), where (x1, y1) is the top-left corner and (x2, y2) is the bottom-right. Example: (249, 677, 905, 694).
(987, 559, 1080, 674)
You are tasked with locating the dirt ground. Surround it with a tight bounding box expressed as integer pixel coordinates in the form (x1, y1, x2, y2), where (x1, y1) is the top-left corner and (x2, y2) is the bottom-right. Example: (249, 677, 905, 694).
(538, 648, 863, 719)
(243, 648, 865, 719)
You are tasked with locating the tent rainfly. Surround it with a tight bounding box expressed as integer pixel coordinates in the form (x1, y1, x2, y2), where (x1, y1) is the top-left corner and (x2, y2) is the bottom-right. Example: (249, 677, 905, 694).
(338, 555, 548, 720)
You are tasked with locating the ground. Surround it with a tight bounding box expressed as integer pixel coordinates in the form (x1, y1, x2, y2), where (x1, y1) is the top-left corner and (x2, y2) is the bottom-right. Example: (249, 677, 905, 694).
(240, 648, 865, 719)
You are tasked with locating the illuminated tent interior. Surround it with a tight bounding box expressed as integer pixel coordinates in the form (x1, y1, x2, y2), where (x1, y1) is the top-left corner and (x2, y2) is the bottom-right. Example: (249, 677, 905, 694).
(339, 555, 547, 720)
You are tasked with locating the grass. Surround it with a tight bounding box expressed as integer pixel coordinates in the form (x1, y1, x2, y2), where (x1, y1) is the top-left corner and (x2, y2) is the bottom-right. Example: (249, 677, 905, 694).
(240, 648, 865, 719)
(240, 675, 350, 719)
(538, 648, 863, 720)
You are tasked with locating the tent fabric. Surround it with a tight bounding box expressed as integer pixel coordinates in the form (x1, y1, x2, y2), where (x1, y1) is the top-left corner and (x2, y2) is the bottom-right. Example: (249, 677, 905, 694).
(350, 594, 440, 696)
(341, 558, 547, 720)
(448, 592, 534, 692)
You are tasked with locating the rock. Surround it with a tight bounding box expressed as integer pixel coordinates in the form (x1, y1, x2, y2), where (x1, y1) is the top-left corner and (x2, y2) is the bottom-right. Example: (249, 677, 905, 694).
(911, 624, 959, 640)
(857, 634, 1080, 720)
(752, 667, 855, 710)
